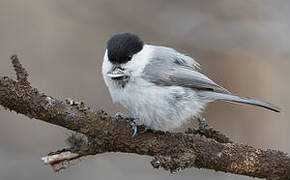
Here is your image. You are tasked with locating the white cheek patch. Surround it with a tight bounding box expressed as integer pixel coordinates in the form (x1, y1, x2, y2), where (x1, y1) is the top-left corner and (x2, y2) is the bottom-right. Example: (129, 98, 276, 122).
(122, 45, 153, 77)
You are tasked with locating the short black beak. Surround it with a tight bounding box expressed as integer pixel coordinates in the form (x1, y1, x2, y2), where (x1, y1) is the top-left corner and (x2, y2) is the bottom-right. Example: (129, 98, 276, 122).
(107, 64, 125, 79)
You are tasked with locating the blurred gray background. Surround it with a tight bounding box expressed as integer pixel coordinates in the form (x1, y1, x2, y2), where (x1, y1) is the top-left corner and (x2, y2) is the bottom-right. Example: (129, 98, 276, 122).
(0, 0, 289, 180)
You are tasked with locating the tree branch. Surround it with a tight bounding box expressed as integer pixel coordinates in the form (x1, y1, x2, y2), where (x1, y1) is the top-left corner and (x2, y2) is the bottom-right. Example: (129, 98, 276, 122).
(0, 55, 289, 180)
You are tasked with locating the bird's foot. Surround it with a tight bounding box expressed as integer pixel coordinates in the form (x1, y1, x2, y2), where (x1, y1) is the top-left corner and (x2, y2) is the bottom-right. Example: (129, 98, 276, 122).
(186, 115, 212, 134)
(185, 116, 232, 143)
(196, 115, 213, 132)
(115, 112, 138, 137)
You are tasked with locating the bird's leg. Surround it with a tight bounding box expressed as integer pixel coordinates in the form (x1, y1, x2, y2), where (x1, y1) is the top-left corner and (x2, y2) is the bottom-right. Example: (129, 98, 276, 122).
(196, 115, 212, 132)
(115, 112, 138, 137)
(115, 112, 136, 120)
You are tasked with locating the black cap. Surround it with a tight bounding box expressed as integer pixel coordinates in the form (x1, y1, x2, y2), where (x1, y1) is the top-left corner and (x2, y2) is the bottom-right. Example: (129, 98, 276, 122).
(106, 32, 144, 64)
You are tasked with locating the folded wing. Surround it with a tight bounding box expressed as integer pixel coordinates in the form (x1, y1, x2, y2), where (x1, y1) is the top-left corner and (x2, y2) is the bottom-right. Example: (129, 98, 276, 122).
(143, 46, 229, 93)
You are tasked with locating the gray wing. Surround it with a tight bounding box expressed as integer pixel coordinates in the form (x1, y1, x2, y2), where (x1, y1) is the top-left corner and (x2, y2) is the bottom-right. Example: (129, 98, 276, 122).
(142, 46, 229, 93)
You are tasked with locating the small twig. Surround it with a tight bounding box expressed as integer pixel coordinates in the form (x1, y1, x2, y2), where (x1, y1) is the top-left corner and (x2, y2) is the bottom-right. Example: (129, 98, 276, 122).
(42, 150, 81, 172)
(10, 55, 29, 83)
(42, 151, 80, 165)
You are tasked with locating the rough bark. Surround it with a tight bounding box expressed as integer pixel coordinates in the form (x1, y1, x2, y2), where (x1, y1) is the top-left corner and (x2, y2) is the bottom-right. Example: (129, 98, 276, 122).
(0, 55, 289, 180)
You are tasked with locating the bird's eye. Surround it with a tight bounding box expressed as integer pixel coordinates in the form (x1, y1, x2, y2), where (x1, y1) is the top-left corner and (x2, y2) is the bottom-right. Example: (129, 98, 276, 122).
(127, 55, 133, 61)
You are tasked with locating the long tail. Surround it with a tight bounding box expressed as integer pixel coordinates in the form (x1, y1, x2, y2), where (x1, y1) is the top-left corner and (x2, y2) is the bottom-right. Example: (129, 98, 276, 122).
(201, 91, 280, 113)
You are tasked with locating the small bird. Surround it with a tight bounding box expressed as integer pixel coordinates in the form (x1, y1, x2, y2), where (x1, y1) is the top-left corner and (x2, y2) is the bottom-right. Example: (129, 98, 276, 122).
(102, 32, 280, 136)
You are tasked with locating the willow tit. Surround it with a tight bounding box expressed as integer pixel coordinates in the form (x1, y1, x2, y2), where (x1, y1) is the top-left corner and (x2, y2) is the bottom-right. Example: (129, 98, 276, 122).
(102, 32, 280, 135)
